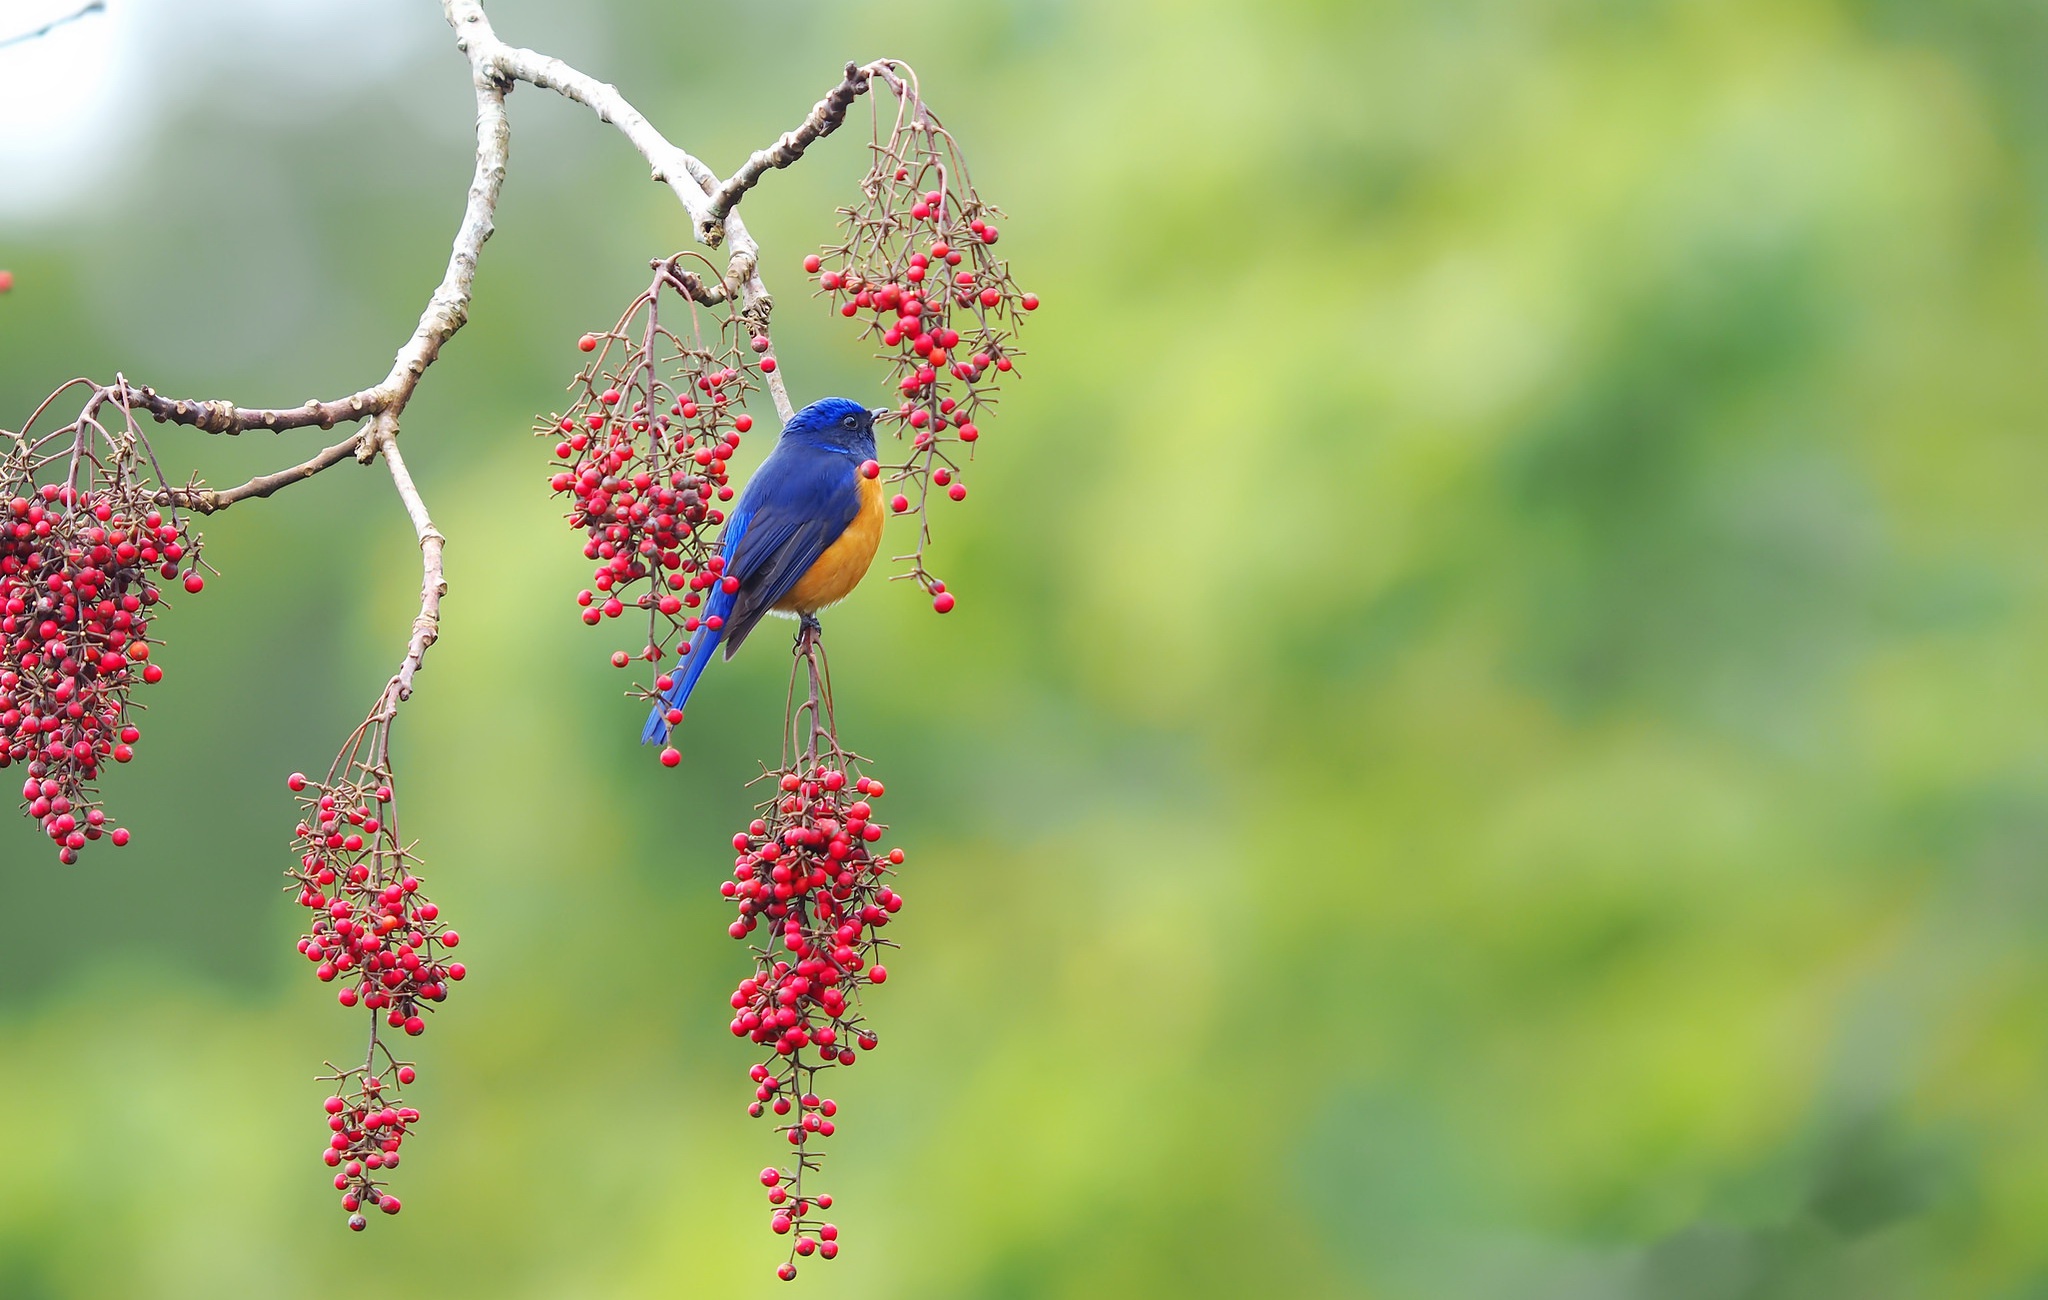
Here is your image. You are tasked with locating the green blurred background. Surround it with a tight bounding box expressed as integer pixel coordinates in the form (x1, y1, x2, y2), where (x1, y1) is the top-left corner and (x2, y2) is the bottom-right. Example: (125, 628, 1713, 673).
(6, 0, 2048, 1295)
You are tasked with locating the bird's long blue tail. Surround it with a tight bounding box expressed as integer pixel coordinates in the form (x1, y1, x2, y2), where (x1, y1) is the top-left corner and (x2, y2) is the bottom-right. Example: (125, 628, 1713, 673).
(642, 623, 724, 745)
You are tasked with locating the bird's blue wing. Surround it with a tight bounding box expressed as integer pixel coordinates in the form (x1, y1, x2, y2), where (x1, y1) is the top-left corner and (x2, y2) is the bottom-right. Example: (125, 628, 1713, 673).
(719, 447, 860, 657)
(640, 444, 857, 744)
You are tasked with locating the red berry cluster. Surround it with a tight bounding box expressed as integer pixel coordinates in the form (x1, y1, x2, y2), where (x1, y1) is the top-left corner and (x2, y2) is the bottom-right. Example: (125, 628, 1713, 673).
(286, 772, 463, 1036)
(317, 1062, 422, 1230)
(540, 264, 769, 694)
(1, 443, 204, 861)
(724, 763, 904, 1279)
(808, 67, 1040, 607)
(286, 703, 461, 1230)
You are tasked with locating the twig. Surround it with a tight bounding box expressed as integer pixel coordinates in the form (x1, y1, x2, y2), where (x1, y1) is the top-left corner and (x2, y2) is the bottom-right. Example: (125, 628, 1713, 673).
(0, 0, 103, 51)
(697, 62, 872, 244)
(154, 433, 365, 514)
(374, 421, 446, 701)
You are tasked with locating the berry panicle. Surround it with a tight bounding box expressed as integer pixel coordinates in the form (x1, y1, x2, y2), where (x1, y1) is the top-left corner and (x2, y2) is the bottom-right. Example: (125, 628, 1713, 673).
(1, 392, 210, 861)
(723, 626, 906, 1279)
(538, 257, 772, 714)
(287, 692, 463, 1229)
(807, 63, 1040, 611)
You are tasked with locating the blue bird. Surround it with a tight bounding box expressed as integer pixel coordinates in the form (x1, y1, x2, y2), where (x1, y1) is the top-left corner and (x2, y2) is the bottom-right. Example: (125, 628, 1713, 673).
(642, 397, 886, 745)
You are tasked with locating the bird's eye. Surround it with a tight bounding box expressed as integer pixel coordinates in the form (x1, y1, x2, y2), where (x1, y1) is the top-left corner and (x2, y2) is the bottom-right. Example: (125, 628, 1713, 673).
(842, 414, 857, 428)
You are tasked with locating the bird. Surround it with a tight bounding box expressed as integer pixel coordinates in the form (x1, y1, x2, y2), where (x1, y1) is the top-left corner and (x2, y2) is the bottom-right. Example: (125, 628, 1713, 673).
(642, 396, 885, 745)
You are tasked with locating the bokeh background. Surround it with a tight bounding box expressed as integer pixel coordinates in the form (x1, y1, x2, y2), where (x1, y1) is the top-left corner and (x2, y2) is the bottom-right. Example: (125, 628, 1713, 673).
(5, 0, 2048, 1295)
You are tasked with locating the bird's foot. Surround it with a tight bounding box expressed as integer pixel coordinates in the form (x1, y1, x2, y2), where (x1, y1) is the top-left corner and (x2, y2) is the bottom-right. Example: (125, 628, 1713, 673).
(795, 613, 823, 653)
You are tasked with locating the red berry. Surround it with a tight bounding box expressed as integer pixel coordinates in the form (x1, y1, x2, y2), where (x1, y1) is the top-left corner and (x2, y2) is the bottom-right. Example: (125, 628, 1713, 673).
(660, 747, 682, 768)
(578, 333, 598, 352)
(890, 495, 910, 513)
(932, 593, 955, 614)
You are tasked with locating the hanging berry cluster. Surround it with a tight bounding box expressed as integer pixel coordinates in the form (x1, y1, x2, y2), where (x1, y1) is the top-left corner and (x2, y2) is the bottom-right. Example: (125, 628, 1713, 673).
(316, 1062, 424, 1232)
(286, 694, 463, 1230)
(807, 62, 1041, 608)
(539, 256, 771, 704)
(1, 395, 206, 862)
(720, 628, 905, 1280)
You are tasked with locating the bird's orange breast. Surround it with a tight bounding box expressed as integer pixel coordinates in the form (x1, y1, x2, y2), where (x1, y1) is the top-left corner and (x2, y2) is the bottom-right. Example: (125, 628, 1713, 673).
(776, 475, 885, 615)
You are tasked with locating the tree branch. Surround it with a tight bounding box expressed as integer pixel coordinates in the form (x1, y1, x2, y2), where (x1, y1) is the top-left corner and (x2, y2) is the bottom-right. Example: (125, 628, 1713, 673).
(119, 385, 384, 435)
(374, 421, 445, 702)
(375, 46, 508, 423)
(0, 0, 103, 51)
(442, 0, 796, 421)
(696, 62, 871, 245)
(154, 433, 366, 514)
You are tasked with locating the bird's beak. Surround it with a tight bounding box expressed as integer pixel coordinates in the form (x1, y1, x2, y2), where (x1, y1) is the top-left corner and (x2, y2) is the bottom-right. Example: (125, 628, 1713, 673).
(870, 406, 892, 423)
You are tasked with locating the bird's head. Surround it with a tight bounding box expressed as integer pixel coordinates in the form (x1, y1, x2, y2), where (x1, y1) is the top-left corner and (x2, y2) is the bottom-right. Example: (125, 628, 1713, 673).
(780, 396, 881, 460)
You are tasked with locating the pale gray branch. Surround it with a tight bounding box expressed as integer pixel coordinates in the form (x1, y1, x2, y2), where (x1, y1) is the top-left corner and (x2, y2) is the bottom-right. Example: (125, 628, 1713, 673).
(374, 420, 446, 702)
(441, 0, 796, 421)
